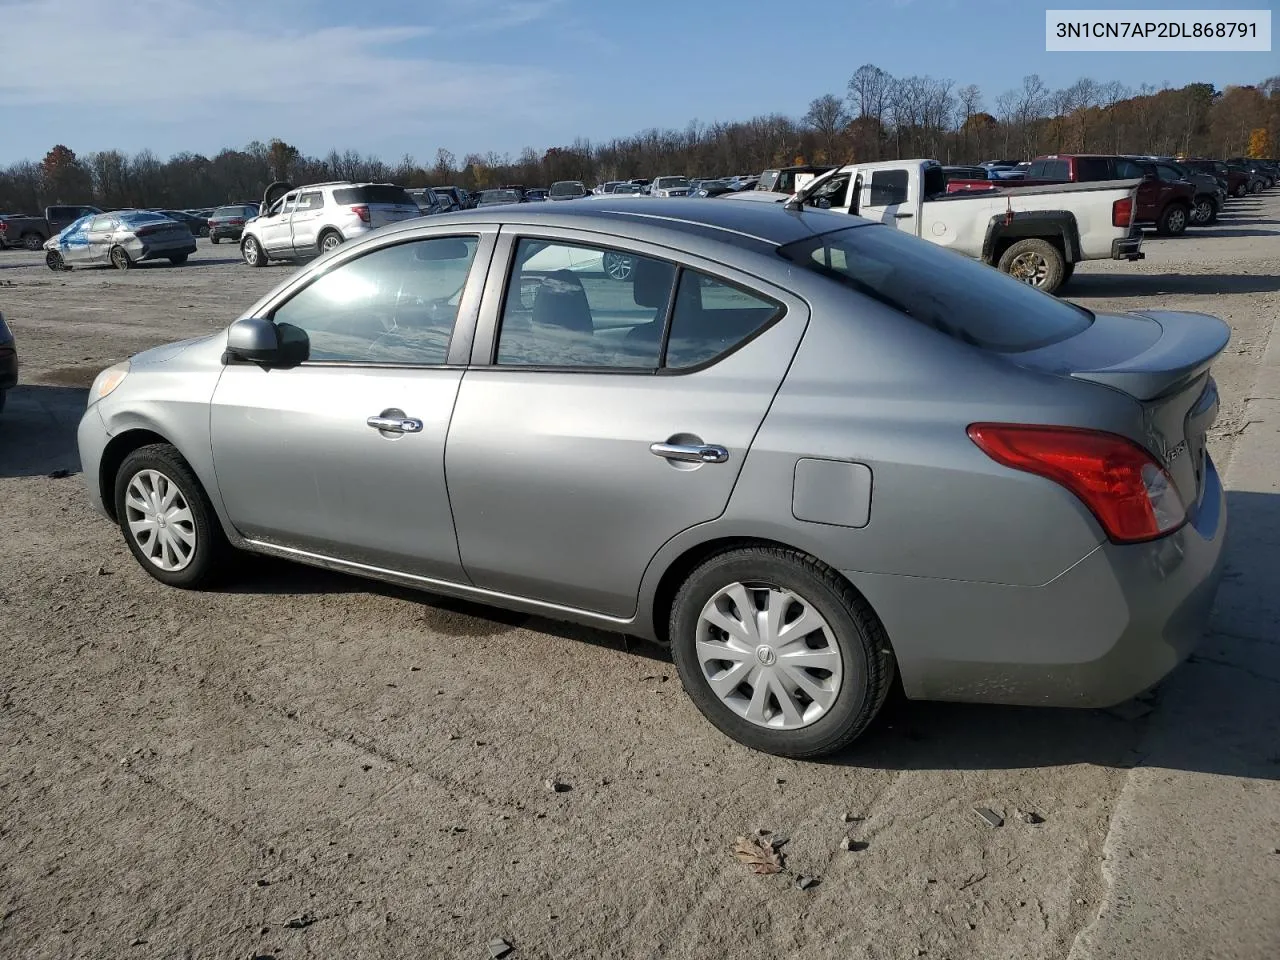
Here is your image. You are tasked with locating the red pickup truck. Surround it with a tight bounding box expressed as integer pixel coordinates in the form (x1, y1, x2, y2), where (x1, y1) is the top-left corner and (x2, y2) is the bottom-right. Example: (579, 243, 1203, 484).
(946, 154, 1196, 236)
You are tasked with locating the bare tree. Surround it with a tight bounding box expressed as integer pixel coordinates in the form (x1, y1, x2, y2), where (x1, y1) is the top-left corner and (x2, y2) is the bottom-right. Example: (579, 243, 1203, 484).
(802, 94, 850, 162)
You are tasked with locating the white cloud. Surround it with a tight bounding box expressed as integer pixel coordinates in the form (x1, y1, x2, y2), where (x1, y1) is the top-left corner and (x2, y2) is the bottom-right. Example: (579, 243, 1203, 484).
(0, 0, 561, 146)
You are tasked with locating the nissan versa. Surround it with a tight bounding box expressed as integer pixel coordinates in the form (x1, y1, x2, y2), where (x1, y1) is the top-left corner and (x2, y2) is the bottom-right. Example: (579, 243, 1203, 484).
(76, 200, 1228, 757)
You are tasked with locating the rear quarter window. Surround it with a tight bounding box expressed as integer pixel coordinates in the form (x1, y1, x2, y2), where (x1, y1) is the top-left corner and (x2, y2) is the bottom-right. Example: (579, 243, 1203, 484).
(778, 225, 1092, 353)
(332, 185, 414, 206)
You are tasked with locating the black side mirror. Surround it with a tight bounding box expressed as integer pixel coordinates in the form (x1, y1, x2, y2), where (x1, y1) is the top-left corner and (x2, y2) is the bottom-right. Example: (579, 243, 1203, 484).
(226, 317, 309, 368)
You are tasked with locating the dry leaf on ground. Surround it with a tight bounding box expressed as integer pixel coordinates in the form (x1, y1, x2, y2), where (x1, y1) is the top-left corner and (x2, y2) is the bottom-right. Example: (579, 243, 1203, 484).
(733, 835, 783, 874)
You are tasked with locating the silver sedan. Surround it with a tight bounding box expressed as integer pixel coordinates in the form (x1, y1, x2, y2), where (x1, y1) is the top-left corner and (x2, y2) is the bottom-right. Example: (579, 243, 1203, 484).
(76, 200, 1229, 757)
(44, 210, 197, 271)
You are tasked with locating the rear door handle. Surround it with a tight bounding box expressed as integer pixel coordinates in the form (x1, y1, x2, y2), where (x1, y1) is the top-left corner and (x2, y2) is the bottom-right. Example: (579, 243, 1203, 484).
(367, 415, 423, 434)
(650, 442, 729, 464)
(894, 212, 914, 219)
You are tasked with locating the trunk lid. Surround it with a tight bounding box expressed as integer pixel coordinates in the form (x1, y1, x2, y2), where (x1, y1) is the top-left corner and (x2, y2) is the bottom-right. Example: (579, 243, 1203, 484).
(1011, 309, 1229, 508)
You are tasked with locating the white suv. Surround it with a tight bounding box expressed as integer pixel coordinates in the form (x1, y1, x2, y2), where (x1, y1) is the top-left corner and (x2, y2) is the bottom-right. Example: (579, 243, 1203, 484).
(650, 176, 691, 197)
(240, 182, 421, 267)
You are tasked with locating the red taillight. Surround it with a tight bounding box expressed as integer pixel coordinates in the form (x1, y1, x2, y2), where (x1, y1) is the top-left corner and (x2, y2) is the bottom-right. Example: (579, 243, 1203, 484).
(1112, 196, 1134, 228)
(229, 218, 244, 225)
(136, 226, 159, 237)
(351, 204, 371, 224)
(967, 423, 1186, 543)
(0, 222, 8, 235)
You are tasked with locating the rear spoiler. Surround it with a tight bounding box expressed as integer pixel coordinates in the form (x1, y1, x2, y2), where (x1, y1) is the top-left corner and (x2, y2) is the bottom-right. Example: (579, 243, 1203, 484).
(1071, 310, 1230, 401)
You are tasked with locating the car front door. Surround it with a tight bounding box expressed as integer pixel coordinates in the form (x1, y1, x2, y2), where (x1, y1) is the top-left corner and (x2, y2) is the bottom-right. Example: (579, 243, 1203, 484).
(443, 231, 810, 618)
(83, 215, 118, 265)
(857, 167, 917, 232)
(289, 190, 325, 254)
(258, 193, 297, 253)
(209, 229, 495, 579)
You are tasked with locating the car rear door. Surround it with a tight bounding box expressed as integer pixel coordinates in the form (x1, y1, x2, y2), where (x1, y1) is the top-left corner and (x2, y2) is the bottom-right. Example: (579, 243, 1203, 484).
(209, 229, 496, 579)
(442, 229, 810, 618)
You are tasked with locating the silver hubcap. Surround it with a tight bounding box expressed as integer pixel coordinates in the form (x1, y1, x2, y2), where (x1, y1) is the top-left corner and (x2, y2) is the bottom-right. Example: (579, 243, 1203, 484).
(244, 241, 258, 264)
(1194, 201, 1211, 223)
(1169, 209, 1185, 231)
(322, 235, 340, 252)
(1008, 251, 1049, 285)
(696, 582, 843, 730)
(124, 470, 197, 572)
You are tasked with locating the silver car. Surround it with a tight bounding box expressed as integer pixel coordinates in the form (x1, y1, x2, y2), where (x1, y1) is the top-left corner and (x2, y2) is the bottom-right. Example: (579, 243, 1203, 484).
(239, 182, 421, 267)
(77, 201, 1229, 757)
(44, 211, 196, 271)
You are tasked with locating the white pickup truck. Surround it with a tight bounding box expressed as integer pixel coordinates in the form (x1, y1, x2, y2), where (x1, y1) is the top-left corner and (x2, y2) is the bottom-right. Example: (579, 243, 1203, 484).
(727, 159, 1144, 293)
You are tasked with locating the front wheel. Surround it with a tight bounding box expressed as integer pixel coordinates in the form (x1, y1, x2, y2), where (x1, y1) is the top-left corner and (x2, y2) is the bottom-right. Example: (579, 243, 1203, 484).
(114, 444, 226, 589)
(997, 238, 1066, 293)
(242, 235, 266, 267)
(1156, 203, 1188, 236)
(45, 249, 68, 272)
(670, 547, 895, 758)
(210, 235, 220, 245)
(109, 246, 132, 270)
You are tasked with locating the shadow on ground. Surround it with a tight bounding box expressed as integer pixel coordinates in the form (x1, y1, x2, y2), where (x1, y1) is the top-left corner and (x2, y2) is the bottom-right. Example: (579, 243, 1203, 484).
(3, 381, 1276, 780)
(1069, 273, 1280, 298)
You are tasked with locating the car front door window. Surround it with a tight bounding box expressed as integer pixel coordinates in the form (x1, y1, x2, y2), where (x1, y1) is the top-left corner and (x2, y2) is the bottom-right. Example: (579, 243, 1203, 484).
(271, 237, 479, 364)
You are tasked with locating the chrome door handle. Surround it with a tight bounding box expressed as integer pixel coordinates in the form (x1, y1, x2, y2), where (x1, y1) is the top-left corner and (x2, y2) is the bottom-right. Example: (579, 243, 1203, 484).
(650, 442, 729, 464)
(367, 415, 423, 434)
(894, 212, 914, 219)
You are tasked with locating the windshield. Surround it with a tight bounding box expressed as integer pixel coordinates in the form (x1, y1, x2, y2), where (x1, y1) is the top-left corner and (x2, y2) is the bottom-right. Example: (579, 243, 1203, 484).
(480, 190, 518, 203)
(777, 225, 1093, 353)
(654, 177, 689, 189)
(550, 182, 585, 196)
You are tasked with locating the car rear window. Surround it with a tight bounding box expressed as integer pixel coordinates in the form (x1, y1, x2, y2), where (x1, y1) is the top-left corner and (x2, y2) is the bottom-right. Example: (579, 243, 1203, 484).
(119, 211, 170, 224)
(1073, 157, 1112, 181)
(213, 205, 250, 217)
(331, 185, 413, 206)
(777, 225, 1093, 353)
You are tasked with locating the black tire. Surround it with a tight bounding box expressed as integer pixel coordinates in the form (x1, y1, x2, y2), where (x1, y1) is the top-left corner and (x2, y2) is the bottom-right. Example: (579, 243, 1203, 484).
(1233, 183, 1248, 198)
(996, 238, 1066, 293)
(317, 230, 343, 255)
(1192, 197, 1215, 225)
(210, 235, 220, 245)
(22, 232, 43, 251)
(1155, 203, 1189, 236)
(670, 546, 895, 758)
(110, 246, 132, 270)
(45, 249, 67, 272)
(168, 253, 188, 265)
(199, 226, 210, 238)
(114, 443, 227, 589)
(242, 235, 266, 267)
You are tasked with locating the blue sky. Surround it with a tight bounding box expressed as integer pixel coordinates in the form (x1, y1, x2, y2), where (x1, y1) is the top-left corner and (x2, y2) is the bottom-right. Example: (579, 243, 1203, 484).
(0, 0, 1274, 165)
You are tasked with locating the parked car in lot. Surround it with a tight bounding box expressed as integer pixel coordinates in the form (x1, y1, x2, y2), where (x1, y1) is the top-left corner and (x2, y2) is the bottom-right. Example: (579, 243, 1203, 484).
(476, 189, 523, 207)
(1177, 158, 1245, 199)
(43, 210, 196, 271)
(157, 209, 211, 238)
(240, 182, 419, 267)
(0, 311, 16, 415)
(996, 155, 1198, 236)
(431, 186, 470, 211)
(693, 179, 735, 198)
(731, 159, 1143, 293)
(208, 203, 259, 243)
(650, 176, 692, 198)
(756, 165, 836, 194)
(611, 183, 645, 195)
(1226, 158, 1274, 191)
(525, 188, 549, 202)
(0, 204, 102, 250)
(549, 181, 589, 200)
(1148, 160, 1227, 225)
(76, 200, 1228, 757)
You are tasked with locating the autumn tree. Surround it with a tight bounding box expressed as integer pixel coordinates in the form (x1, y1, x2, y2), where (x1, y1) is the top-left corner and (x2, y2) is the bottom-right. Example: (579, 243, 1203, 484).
(1247, 127, 1272, 158)
(40, 144, 93, 202)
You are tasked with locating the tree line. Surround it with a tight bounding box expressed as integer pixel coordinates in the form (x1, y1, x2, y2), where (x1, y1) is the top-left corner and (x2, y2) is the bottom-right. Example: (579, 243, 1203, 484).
(3, 66, 1277, 213)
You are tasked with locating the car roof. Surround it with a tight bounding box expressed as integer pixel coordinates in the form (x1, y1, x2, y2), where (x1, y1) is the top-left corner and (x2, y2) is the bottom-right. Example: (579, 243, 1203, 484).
(393, 197, 860, 254)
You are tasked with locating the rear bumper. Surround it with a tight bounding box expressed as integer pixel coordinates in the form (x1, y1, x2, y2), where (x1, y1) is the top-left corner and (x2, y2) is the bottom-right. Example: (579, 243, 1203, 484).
(1112, 236, 1145, 261)
(848, 455, 1226, 708)
(209, 225, 244, 240)
(131, 238, 198, 262)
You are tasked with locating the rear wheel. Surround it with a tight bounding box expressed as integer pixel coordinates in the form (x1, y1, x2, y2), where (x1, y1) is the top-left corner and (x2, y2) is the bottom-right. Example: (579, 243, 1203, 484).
(242, 235, 265, 267)
(210, 235, 220, 245)
(168, 253, 188, 265)
(22, 232, 43, 251)
(110, 246, 131, 270)
(199, 226, 210, 238)
(317, 230, 343, 255)
(1233, 183, 1248, 198)
(1155, 203, 1188, 236)
(997, 238, 1065, 293)
(670, 546, 895, 758)
(114, 444, 227, 589)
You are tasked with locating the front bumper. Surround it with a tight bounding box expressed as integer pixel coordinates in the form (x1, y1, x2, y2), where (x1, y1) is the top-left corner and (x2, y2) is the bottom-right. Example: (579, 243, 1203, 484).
(0, 348, 17, 391)
(849, 456, 1226, 708)
(77, 403, 111, 518)
(1111, 235, 1145, 261)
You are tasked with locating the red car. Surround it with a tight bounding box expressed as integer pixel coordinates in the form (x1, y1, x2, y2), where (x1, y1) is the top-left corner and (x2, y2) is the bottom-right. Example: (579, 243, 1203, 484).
(947, 155, 1197, 236)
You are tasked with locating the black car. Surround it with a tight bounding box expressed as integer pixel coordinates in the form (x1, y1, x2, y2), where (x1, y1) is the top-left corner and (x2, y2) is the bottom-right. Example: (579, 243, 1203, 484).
(208, 203, 260, 243)
(158, 210, 210, 238)
(0, 311, 17, 415)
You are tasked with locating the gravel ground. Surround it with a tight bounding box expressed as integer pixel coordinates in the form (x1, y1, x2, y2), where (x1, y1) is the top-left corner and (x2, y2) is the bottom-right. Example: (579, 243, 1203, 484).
(1, 194, 1277, 960)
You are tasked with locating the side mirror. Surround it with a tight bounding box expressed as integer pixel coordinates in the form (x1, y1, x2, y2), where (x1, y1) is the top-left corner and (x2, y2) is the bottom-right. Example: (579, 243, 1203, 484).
(226, 317, 309, 368)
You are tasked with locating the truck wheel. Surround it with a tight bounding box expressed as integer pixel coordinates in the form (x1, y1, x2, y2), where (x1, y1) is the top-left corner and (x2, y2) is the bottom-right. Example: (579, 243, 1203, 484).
(997, 239, 1065, 293)
(22, 233, 44, 251)
(1156, 203, 1188, 236)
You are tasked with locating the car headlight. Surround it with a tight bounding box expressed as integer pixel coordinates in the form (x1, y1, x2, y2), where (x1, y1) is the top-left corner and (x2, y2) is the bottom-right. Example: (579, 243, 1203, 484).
(89, 361, 130, 405)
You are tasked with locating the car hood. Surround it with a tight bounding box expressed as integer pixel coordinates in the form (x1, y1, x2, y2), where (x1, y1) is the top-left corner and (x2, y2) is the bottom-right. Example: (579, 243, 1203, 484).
(130, 333, 220, 368)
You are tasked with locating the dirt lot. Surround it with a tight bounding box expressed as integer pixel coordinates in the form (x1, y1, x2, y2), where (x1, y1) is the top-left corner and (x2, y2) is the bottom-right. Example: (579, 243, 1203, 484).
(1, 196, 1278, 960)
